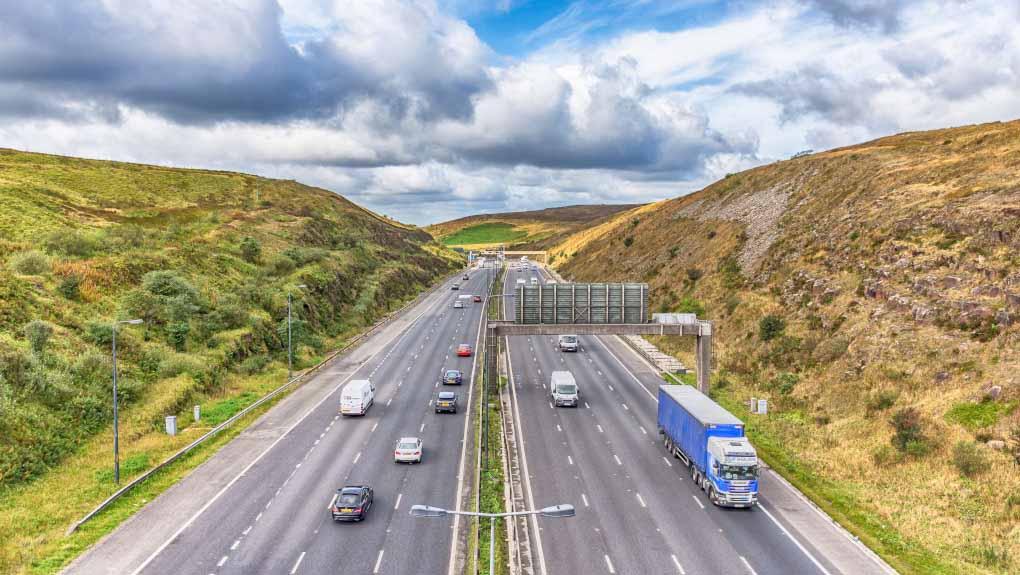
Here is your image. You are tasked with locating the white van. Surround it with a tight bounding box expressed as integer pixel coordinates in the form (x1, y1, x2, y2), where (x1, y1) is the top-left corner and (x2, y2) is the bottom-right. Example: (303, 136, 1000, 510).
(516, 278, 526, 286)
(550, 371, 579, 407)
(557, 334, 579, 352)
(340, 379, 375, 416)
(529, 277, 539, 285)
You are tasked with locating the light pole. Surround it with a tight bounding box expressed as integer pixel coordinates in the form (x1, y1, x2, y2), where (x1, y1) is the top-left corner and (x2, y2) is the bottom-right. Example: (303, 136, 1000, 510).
(411, 503, 575, 574)
(287, 284, 307, 380)
(112, 318, 143, 484)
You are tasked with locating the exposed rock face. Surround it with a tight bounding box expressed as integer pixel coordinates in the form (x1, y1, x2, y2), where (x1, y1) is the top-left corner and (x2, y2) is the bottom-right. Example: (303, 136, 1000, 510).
(987, 440, 1006, 451)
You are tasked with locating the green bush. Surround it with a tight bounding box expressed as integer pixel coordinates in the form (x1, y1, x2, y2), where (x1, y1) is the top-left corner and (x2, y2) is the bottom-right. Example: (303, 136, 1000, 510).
(239, 354, 270, 375)
(675, 296, 706, 317)
(120, 288, 163, 324)
(70, 349, 110, 390)
(9, 250, 50, 275)
(890, 407, 925, 453)
(952, 441, 989, 477)
(814, 336, 850, 363)
(685, 268, 703, 282)
(57, 275, 81, 300)
(207, 295, 249, 331)
(668, 246, 679, 259)
(23, 320, 54, 355)
(167, 322, 190, 351)
(945, 400, 1015, 431)
(157, 352, 205, 378)
(623, 236, 634, 247)
(718, 256, 743, 289)
(267, 253, 296, 277)
(282, 246, 329, 266)
(240, 236, 262, 263)
(142, 270, 198, 302)
(759, 315, 786, 341)
(772, 372, 800, 395)
(83, 321, 113, 346)
(867, 389, 900, 413)
(42, 229, 97, 257)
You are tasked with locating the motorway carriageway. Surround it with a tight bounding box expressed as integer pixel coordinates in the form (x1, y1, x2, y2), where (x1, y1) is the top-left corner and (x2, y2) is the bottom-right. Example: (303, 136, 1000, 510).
(503, 264, 870, 575)
(65, 269, 490, 575)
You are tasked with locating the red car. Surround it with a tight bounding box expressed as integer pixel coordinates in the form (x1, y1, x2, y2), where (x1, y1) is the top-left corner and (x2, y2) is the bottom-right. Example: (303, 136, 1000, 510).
(473, 295, 482, 303)
(457, 344, 473, 357)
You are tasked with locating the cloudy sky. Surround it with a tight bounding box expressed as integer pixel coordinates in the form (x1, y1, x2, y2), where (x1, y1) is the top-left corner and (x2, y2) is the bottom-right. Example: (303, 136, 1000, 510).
(1, 0, 1018, 224)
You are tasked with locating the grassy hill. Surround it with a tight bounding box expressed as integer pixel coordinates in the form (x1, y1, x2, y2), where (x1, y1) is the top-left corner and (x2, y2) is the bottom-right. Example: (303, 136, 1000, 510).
(0, 148, 461, 573)
(550, 120, 1020, 575)
(426, 204, 641, 250)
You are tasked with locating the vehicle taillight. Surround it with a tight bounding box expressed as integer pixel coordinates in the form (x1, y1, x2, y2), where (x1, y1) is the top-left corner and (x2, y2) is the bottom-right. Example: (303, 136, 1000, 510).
(395, 451, 400, 455)
(354, 507, 362, 513)
(414, 451, 421, 455)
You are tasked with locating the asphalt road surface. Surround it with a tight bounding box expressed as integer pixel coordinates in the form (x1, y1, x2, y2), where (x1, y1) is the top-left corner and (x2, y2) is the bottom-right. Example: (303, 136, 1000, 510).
(502, 262, 893, 575)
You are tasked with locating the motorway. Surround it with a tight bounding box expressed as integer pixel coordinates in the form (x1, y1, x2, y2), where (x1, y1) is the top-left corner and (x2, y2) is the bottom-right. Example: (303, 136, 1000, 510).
(65, 268, 491, 575)
(503, 263, 892, 575)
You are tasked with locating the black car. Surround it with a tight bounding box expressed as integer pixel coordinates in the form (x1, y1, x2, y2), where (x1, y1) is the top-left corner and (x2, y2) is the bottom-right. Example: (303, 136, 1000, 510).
(435, 392, 458, 413)
(463, 274, 470, 280)
(443, 369, 463, 385)
(330, 485, 374, 522)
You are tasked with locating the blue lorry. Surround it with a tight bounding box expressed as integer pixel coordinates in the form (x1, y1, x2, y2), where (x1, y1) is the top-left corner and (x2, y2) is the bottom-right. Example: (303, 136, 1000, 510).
(657, 385, 759, 507)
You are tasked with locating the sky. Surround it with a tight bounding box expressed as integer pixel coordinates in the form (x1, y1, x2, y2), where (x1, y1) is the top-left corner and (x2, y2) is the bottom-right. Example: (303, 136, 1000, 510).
(1, 1, 1018, 225)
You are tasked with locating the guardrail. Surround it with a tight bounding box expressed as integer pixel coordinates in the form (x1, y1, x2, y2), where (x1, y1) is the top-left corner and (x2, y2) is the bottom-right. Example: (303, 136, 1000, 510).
(620, 335, 687, 374)
(66, 267, 465, 535)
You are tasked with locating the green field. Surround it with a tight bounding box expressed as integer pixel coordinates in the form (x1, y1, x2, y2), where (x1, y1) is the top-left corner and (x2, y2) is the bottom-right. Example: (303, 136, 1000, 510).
(440, 222, 527, 246)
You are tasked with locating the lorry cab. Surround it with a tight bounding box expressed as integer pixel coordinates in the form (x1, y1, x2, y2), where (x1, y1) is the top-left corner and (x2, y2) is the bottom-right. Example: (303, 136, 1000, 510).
(550, 371, 579, 407)
(706, 437, 759, 506)
(516, 278, 526, 286)
(557, 334, 579, 352)
(340, 379, 375, 416)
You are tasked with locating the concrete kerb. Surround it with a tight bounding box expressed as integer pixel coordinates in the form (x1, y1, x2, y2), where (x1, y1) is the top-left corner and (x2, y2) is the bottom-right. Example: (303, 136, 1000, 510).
(66, 266, 466, 536)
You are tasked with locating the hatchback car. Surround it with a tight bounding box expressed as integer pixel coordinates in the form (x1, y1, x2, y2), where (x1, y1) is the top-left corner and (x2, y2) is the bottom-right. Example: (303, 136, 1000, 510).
(473, 295, 482, 303)
(456, 344, 472, 357)
(330, 485, 374, 522)
(394, 437, 423, 464)
(454, 301, 464, 309)
(443, 369, 463, 385)
(435, 392, 458, 413)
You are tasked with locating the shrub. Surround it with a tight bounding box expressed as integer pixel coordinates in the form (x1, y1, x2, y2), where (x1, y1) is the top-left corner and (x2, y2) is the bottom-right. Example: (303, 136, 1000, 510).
(725, 295, 740, 315)
(106, 225, 146, 248)
(904, 439, 930, 457)
(167, 322, 190, 351)
(623, 236, 634, 248)
(282, 246, 329, 266)
(142, 270, 198, 302)
(759, 315, 786, 341)
(871, 445, 899, 466)
(866, 389, 900, 413)
(119, 288, 163, 324)
(675, 296, 706, 317)
(42, 229, 96, 257)
(9, 250, 50, 275)
(952, 441, 989, 477)
(240, 236, 262, 263)
(157, 353, 205, 378)
(814, 336, 850, 363)
(23, 320, 55, 355)
(57, 275, 81, 300)
(668, 246, 679, 259)
(239, 354, 270, 375)
(890, 407, 925, 452)
(207, 295, 249, 331)
(718, 256, 743, 289)
(945, 401, 1014, 431)
(71, 349, 110, 389)
(267, 254, 296, 277)
(685, 268, 703, 282)
(167, 294, 199, 323)
(772, 372, 799, 395)
(83, 321, 114, 346)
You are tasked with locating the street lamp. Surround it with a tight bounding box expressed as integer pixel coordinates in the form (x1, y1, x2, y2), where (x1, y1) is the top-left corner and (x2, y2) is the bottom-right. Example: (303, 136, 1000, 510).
(112, 318, 143, 484)
(287, 284, 307, 380)
(410, 504, 575, 574)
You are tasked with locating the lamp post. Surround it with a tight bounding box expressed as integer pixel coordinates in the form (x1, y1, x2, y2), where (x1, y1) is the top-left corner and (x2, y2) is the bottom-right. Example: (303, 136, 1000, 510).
(411, 503, 575, 574)
(287, 284, 307, 380)
(112, 318, 143, 484)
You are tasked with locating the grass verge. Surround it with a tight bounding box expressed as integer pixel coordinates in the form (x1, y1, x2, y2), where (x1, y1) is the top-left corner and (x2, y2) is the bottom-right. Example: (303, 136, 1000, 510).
(442, 223, 527, 247)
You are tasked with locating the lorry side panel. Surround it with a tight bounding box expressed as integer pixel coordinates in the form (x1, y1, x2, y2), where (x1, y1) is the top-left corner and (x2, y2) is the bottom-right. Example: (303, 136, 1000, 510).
(658, 387, 742, 472)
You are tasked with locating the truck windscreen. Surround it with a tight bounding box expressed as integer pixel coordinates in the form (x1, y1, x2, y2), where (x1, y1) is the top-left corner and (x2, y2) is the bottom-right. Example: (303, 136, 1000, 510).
(718, 464, 758, 480)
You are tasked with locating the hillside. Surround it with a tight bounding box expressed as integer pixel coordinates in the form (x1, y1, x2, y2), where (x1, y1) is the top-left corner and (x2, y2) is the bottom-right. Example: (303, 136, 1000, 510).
(0, 148, 461, 572)
(426, 203, 640, 249)
(551, 120, 1020, 575)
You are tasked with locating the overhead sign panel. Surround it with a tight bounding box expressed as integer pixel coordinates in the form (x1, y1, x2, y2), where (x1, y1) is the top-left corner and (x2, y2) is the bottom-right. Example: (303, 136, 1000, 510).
(515, 283, 648, 325)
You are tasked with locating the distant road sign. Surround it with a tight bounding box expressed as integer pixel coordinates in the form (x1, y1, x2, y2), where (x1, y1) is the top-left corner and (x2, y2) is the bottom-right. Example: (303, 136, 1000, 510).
(515, 283, 648, 324)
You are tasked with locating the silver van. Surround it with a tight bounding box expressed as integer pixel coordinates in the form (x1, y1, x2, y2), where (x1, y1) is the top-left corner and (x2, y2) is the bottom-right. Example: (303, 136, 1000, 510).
(550, 371, 579, 407)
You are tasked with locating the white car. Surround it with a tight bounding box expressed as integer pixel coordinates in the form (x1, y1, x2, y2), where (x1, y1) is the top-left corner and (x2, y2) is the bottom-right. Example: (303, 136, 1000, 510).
(454, 300, 464, 309)
(394, 437, 423, 463)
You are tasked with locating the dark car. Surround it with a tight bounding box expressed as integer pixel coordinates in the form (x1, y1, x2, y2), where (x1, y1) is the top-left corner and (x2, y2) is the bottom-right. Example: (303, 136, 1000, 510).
(451, 283, 460, 290)
(443, 369, 463, 385)
(473, 295, 482, 303)
(463, 274, 470, 280)
(435, 392, 458, 413)
(330, 485, 374, 522)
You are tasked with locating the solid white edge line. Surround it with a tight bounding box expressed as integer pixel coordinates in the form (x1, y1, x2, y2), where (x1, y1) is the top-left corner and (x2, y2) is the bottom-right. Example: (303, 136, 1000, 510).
(758, 503, 834, 575)
(446, 278, 487, 575)
(217, 555, 228, 567)
(505, 276, 549, 575)
(290, 551, 306, 574)
(671, 554, 685, 574)
(740, 555, 759, 575)
(636, 493, 646, 507)
(604, 554, 616, 574)
(129, 280, 445, 575)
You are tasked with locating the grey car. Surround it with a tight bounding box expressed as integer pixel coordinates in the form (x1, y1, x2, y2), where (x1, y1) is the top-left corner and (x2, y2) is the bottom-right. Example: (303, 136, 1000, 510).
(435, 391, 458, 413)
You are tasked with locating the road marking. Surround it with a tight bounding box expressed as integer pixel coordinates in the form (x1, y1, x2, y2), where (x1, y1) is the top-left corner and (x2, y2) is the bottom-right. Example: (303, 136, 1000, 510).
(582, 493, 589, 507)
(613, 454, 622, 466)
(622, 403, 629, 411)
(549, 401, 554, 409)
(420, 423, 425, 432)
(243, 525, 252, 536)
(639, 426, 647, 435)
(230, 539, 239, 550)
(584, 402, 590, 409)
(327, 494, 338, 510)
(371, 422, 378, 432)
(597, 424, 604, 433)
(265, 499, 272, 509)
(598, 370, 602, 376)
(594, 337, 657, 401)
(636, 493, 646, 507)
(604, 554, 616, 574)
(255, 512, 262, 522)
(354, 451, 361, 464)
(395, 493, 403, 510)
(374, 549, 385, 573)
(314, 439, 320, 446)
(740, 556, 758, 575)
(567, 455, 574, 465)
(387, 398, 393, 406)
(608, 385, 614, 391)
(662, 456, 673, 467)
(758, 503, 834, 575)
(290, 551, 306, 574)
(556, 424, 562, 432)
(671, 554, 686, 574)
(217, 556, 228, 567)
(128, 290, 446, 575)
(692, 495, 705, 509)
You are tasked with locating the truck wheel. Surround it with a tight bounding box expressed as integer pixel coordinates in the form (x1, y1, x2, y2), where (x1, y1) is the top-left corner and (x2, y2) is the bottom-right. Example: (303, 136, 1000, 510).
(708, 486, 719, 506)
